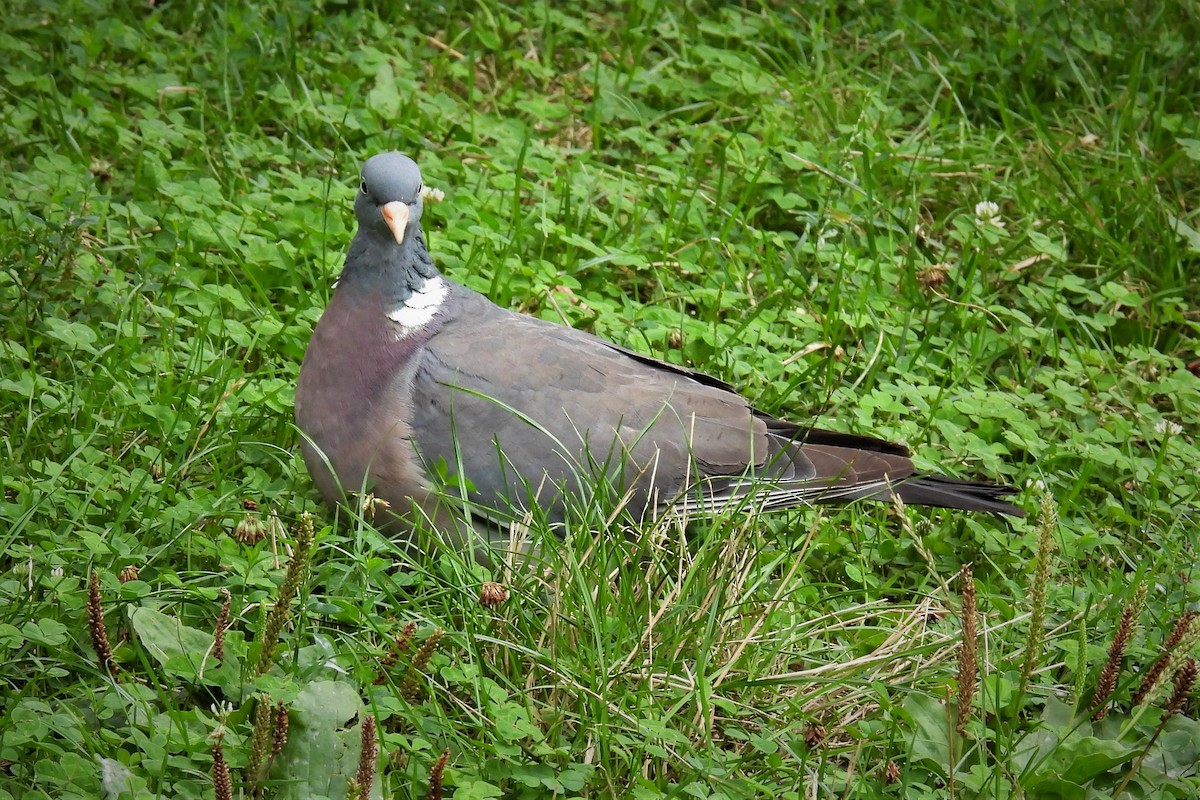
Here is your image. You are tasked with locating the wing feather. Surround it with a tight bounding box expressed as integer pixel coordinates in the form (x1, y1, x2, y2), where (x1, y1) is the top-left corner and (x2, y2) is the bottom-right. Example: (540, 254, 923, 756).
(406, 284, 1019, 523)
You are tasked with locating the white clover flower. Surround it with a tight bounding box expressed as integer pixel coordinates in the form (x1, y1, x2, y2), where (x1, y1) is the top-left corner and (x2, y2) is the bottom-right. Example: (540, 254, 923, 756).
(974, 200, 1004, 228)
(98, 757, 132, 797)
(421, 185, 446, 203)
(1154, 419, 1183, 436)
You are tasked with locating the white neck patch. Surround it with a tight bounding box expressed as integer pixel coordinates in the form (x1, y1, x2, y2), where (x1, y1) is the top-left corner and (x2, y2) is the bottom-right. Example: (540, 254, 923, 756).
(387, 276, 448, 336)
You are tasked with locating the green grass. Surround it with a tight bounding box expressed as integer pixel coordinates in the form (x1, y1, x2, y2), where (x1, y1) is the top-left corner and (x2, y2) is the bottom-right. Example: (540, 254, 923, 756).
(2, 0, 1200, 797)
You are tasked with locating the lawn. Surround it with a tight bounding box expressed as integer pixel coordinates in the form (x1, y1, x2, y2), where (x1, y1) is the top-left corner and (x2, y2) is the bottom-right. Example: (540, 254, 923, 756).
(2, 1, 1199, 798)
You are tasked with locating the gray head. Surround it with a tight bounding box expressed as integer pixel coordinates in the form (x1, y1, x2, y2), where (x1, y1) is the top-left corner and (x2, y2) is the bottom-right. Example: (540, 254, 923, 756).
(354, 152, 425, 246)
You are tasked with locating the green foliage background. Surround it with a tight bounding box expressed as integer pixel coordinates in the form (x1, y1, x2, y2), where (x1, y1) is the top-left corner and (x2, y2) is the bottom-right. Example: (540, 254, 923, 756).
(1, 1, 1198, 798)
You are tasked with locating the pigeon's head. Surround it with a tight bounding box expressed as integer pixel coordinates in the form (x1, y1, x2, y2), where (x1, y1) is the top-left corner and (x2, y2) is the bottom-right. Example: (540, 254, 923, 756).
(355, 152, 425, 246)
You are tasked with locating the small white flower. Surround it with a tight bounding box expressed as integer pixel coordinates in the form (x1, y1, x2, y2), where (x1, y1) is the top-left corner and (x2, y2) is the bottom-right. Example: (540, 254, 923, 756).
(974, 200, 1005, 228)
(1154, 419, 1183, 436)
(421, 185, 446, 204)
(974, 200, 999, 219)
(98, 756, 132, 797)
(51, 566, 64, 578)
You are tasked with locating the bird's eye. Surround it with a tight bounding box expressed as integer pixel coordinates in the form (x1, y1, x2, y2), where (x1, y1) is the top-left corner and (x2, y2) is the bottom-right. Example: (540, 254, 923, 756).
(417, 183, 423, 195)
(360, 180, 367, 194)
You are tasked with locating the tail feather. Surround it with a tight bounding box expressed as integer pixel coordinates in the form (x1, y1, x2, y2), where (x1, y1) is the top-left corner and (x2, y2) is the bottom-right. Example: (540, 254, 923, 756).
(892, 474, 1024, 516)
(782, 432, 1024, 517)
(673, 420, 1025, 518)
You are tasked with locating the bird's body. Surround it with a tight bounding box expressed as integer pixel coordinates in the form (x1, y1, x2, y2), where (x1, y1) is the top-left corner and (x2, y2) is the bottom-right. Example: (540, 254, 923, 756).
(296, 153, 1020, 548)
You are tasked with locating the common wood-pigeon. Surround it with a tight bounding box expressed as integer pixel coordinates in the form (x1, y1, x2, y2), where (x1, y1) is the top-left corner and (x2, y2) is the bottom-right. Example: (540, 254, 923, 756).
(295, 153, 1021, 548)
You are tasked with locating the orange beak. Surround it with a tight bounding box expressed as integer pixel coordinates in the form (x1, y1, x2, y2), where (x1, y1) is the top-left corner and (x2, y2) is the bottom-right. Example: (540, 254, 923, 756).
(381, 201, 409, 244)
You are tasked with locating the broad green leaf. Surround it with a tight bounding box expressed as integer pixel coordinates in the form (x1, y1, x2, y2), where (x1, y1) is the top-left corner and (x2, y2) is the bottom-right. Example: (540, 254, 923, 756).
(1168, 213, 1200, 253)
(272, 680, 380, 800)
(41, 319, 99, 354)
(453, 780, 504, 800)
(128, 607, 214, 681)
(903, 693, 951, 770)
(1177, 137, 1200, 160)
